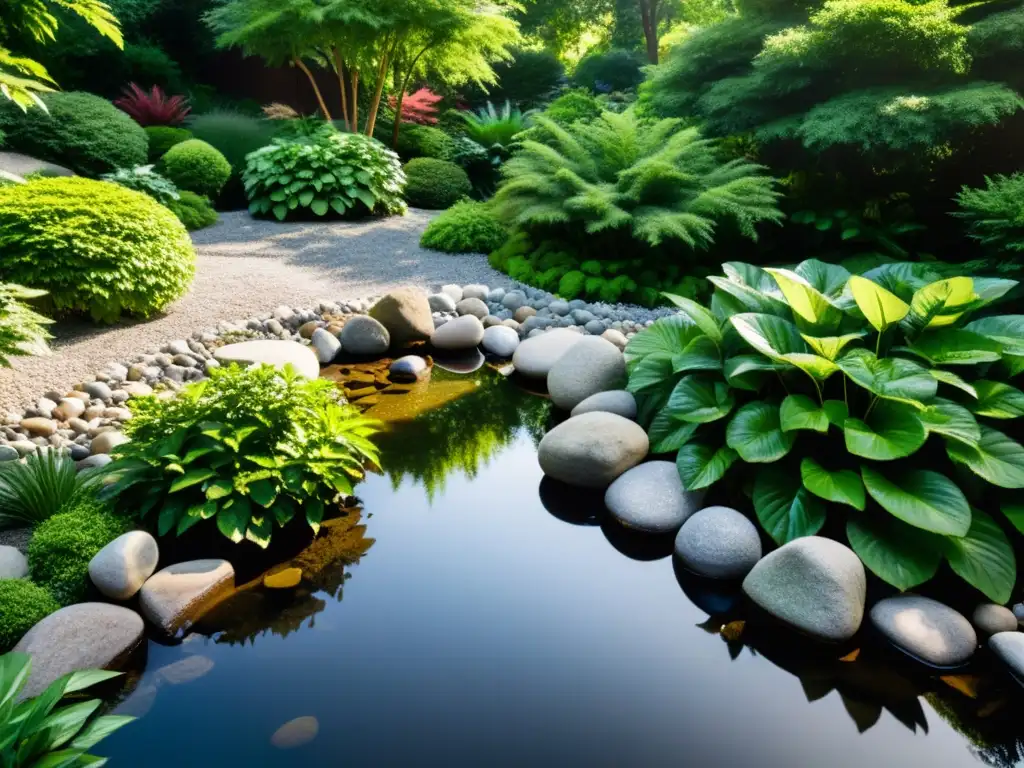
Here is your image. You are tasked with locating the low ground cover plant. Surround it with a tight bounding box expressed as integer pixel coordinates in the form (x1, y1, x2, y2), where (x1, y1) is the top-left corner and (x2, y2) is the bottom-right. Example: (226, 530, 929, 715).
(420, 201, 507, 254)
(0, 581, 59, 651)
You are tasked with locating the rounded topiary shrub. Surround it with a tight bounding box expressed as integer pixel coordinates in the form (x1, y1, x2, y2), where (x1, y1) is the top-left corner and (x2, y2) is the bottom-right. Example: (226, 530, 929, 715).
(145, 125, 193, 162)
(167, 190, 219, 231)
(0, 91, 148, 177)
(420, 201, 508, 253)
(0, 177, 196, 322)
(573, 49, 646, 93)
(28, 497, 129, 606)
(395, 125, 455, 161)
(0, 579, 59, 650)
(159, 138, 232, 199)
(403, 158, 472, 210)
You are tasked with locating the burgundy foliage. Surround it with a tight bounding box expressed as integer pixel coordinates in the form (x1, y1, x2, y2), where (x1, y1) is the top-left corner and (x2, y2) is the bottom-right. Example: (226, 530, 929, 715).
(114, 84, 191, 127)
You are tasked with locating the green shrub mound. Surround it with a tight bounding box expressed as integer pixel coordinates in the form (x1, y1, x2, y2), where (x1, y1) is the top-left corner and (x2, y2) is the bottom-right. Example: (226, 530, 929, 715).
(245, 133, 406, 221)
(145, 126, 193, 162)
(167, 191, 219, 231)
(955, 173, 1024, 254)
(0, 92, 148, 177)
(107, 364, 382, 548)
(544, 89, 603, 125)
(468, 48, 566, 109)
(0, 580, 59, 651)
(0, 178, 196, 322)
(573, 49, 645, 93)
(403, 158, 472, 210)
(188, 110, 277, 174)
(420, 201, 507, 253)
(395, 125, 455, 161)
(159, 139, 232, 199)
(28, 497, 128, 605)
(626, 259, 1024, 602)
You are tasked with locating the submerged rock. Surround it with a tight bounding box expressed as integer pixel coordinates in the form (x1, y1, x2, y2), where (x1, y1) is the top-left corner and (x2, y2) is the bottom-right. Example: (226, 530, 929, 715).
(870, 595, 977, 667)
(89, 531, 159, 600)
(605, 461, 702, 534)
(139, 559, 235, 635)
(389, 355, 429, 381)
(547, 336, 627, 410)
(368, 287, 434, 345)
(570, 390, 637, 420)
(538, 412, 648, 488)
(511, 328, 583, 379)
(214, 340, 320, 379)
(271, 716, 319, 749)
(675, 506, 762, 580)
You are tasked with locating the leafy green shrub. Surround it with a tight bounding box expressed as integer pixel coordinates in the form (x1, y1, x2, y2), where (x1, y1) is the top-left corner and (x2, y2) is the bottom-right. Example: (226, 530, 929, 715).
(954, 173, 1024, 253)
(626, 259, 1024, 601)
(420, 201, 507, 253)
(158, 139, 232, 199)
(395, 124, 455, 161)
(0, 178, 196, 322)
(0, 283, 51, 368)
(106, 364, 381, 548)
(244, 133, 406, 221)
(403, 158, 472, 210)
(459, 101, 530, 148)
(167, 190, 219, 231)
(449, 136, 502, 198)
(0, 581, 59, 651)
(0, 451, 101, 530)
(468, 48, 566, 109)
(188, 110, 278, 209)
(544, 89, 603, 125)
(28, 497, 129, 605)
(145, 125, 193, 161)
(573, 48, 645, 93)
(101, 165, 181, 206)
(0, 92, 148, 177)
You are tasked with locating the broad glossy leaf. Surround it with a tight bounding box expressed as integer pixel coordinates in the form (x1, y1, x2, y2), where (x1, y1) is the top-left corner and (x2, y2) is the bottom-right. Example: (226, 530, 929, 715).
(626, 353, 675, 394)
(947, 426, 1024, 488)
(905, 329, 1001, 366)
(726, 401, 796, 462)
(945, 508, 1016, 603)
(971, 381, 1024, 419)
(972, 277, 1017, 306)
(723, 261, 784, 295)
(861, 466, 971, 536)
(247, 478, 277, 508)
(667, 376, 735, 424)
(69, 714, 134, 751)
(624, 315, 702, 365)
(780, 394, 829, 433)
(848, 275, 909, 332)
(1006, 353, 1024, 378)
(765, 267, 843, 331)
(246, 513, 273, 549)
(709, 276, 789, 316)
(918, 401, 981, 445)
(662, 293, 722, 341)
(824, 399, 850, 427)
(1001, 502, 1024, 536)
(837, 348, 937, 407)
(782, 353, 839, 381)
(907, 277, 975, 329)
(862, 262, 942, 301)
(648, 410, 699, 453)
(731, 313, 837, 381)
(929, 369, 978, 398)
(168, 467, 216, 493)
(794, 258, 851, 297)
(800, 331, 866, 360)
(205, 478, 232, 500)
(753, 470, 826, 545)
(216, 496, 250, 543)
(676, 442, 738, 489)
(846, 515, 942, 591)
(844, 401, 927, 460)
(964, 315, 1024, 356)
(723, 355, 783, 391)
(801, 458, 865, 510)
(672, 336, 722, 373)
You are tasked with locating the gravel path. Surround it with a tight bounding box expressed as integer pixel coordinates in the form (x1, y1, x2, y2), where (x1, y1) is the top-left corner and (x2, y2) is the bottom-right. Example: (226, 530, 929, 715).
(0, 209, 506, 413)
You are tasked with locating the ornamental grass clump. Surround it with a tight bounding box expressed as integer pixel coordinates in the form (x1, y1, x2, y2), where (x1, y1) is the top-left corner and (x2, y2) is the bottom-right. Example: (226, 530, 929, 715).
(0, 451, 102, 530)
(625, 259, 1024, 601)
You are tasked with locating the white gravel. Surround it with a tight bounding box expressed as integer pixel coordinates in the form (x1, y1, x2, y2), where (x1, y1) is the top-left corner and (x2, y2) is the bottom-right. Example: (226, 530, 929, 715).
(0, 209, 506, 412)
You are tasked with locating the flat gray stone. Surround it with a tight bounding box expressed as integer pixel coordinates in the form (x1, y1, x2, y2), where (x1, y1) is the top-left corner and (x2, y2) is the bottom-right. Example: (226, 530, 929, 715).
(215, 340, 319, 379)
(538, 412, 648, 489)
(571, 390, 637, 420)
(511, 328, 583, 379)
(482, 325, 519, 358)
(389, 355, 429, 381)
(88, 531, 159, 600)
(870, 595, 976, 667)
(428, 293, 457, 313)
(547, 336, 627, 410)
(675, 506, 762, 579)
(990, 631, 1024, 680)
(743, 537, 865, 642)
(455, 297, 488, 319)
(14, 603, 144, 698)
(0, 445, 18, 462)
(0, 544, 28, 578)
(339, 315, 390, 356)
(431, 314, 484, 350)
(973, 603, 1018, 635)
(139, 559, 235, 634)
(310, 328, 341, 363)
(605, 461, 702, 534)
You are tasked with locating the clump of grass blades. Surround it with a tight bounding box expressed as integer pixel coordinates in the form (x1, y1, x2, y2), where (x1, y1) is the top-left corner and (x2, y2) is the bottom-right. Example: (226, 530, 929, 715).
(0, 451, 102, 530)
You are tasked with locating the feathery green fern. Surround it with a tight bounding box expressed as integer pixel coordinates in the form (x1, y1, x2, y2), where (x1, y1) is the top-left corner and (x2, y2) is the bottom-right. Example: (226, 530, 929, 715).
(955, 173, 1024, 253)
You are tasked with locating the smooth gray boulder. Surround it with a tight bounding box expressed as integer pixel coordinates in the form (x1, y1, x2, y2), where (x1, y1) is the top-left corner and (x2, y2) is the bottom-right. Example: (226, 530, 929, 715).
(455, 297, 488, 319)
(368, 287, 434, 345)
(870, 595, 977, 667)
(428, 293, 457, 313)
(502, 291, 527, 310)
(440, 284, 463, 303)
(605, 461, 702, 534)
(14, 603, 144, 698)
(310, 328, 341, 363)
(462, 284, 489, 301)
(88, 531, 159, 600)
(675, 506, 762, 579)
(570, 390, 637, 420)
(0, 545, 28, 578)
(973, 603, 1018, 635)
(389, 355, 429, 381)
(339, 315, 390, 356)
(139, 559, 235, 634)
(990, 631, 1024, 680)
(431, 314, 485, 350)
(742, 537, 866, 642)
(547, 336, 627, 410)
(482, 325, 519, 358)
(215, 340, 319, 379)
(538, 412, 648, 488)
(511, 328, 583, 379)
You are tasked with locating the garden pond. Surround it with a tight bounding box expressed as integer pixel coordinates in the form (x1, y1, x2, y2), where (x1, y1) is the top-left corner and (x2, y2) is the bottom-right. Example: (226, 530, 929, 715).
(98, 363, 1024, 767)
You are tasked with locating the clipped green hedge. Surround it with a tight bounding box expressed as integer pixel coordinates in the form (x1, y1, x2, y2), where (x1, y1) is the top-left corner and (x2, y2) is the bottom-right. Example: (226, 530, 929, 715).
(403, 158, 472, 210)
(159, 139, 232, 200)
(0, 178, 196, 322)
(0, 579, 59, 650)
(145, 126, 193, 162)
(420, 201, 507, 253)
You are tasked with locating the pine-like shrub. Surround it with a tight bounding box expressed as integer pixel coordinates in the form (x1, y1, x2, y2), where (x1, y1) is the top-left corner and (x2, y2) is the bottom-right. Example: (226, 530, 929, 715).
(420, 201, 508, 253)
(0, 580, 59, 651)
(159, 139, 232, 199)
(166, 190, 219, 231)
(145, 126, 193, 162)
(955, 173, 1024, 253)
(403, 158, 472, 210)
(0, 178, 196, 322)
(0, 283, 51, 369)
(0, 92, 148, 177)
(573, 49, 646, 93)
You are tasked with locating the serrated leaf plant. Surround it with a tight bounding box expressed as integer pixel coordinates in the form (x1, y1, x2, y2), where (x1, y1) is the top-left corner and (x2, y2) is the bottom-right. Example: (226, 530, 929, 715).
(626, 258, 1024, 601)
(105, 364, 381, 549)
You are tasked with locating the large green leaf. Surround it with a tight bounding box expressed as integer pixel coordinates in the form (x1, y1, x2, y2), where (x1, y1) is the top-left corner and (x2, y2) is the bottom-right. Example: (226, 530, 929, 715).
(846, 514, 942, 591)
(626, 353, 675, 394)
(848, 275, 909, 332)
(709, 276, 789, 315)
(972, 277, 1018, 307)
(726, 401, 796, 462)
(904, 329, 1002, 366)
(844, 400, 926, 460)
(929, 369, 978, 398)
(676, 442, 738, 489)
(801, 457, 865, 510)
(944, 508, 1016, 603)
(794, 258, 851, 297)
(624, 315, 703, 365)
(861, 262, 942, 301)
(169, 467, 217, 493)
(216, 495, 251, 543)
(837, 348, 937, 407)
(753, 470, 826, 545)
(906, 277, 976, 329)
(666, 375, 735, 424)
(1001, 502, 1024, 536)
(964, 315, 1024, 356)
(947, 425, 1024, 488)
(780, 394, 829, 433)
(861, 466, 971, 536)
(800, 331, 867, 360)
(918, 401, 981, 445)
(731, 313, 838, 381)
(672, 335, 722, 374)
(662, 293, 722, 341)
(648, 410, 699, 453)
(971, 381, 1024, 419)
(765, 267, 843, 332)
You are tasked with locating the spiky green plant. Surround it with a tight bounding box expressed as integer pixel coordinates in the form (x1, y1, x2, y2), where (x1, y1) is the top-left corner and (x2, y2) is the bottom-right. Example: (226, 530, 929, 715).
(458, 101, 530, 148)
(0, 451, 102, 530)
(0, 283, 51, 368)
(954, 173, 1024, 253)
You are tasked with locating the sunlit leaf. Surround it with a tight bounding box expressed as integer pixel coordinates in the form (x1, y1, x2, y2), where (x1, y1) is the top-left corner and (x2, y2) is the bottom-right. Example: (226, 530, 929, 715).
(662, 292, 722, 341)
(906, 277, 976, 329)
(971, 381, 1024, 419)
(848, 275, 909, 332)
(918, 400, 981, 445)
(780, 394, 829, 433)
(837, 348, 936, 407)
(764, 267, 843, 331)
(905, 329, 1002, 366)
(800, 331, 867, 360)
(929, 369, 978, 398)
(801, 458, 865, 510)
(947, 426, 1024, 489)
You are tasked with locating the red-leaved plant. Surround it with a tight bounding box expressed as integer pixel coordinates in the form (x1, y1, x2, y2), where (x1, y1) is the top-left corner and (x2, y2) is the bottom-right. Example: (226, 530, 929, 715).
(390, 87, 442, 125)
(114, 83, 191, 126)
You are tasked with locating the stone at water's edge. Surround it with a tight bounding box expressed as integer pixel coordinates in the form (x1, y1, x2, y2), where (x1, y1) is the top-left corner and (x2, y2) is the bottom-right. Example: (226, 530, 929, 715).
(547, 336, 627, 411)
(973, 603, 1018, 635)
(14, 603, 144, 698)
(89, 531, 159, 601)
(368, 287, 434, 346)
(482, 325, 519, 358)
(570, 390, 637, 420)
(310, 328, 341, 363)
(742, 537, 866, 642)
(431, 314, 485, 350)
(139, 559, 235, 635)
(0, 545, 28, 578)
(214, 340, 320, 379)
(538, 412, 649, 489)
(339, 315, 390, 356)
(264, 567, 303, 589)
(511, 328, 584, 379)
(605, 461, 702, 534)
(990, 632, 1024, 681)
(870, 595, 977, 667)
(389, 355, 429, 381)
(675, 506, 762, 580)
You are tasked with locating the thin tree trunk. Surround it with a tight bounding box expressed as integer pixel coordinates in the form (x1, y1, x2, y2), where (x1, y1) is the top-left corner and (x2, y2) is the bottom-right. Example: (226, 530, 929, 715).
(640, 0, 659, 64)
(350, 69, 360, 131)
(391, 44, 433, 149)
(364, 36, 396, 138)
(293, 56, 332, 120)
(332, 46, 349, 130)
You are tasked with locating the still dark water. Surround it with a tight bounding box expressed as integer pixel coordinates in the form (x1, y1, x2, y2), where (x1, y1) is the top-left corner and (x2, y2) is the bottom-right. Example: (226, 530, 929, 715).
(99, 368, 1023, 767)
